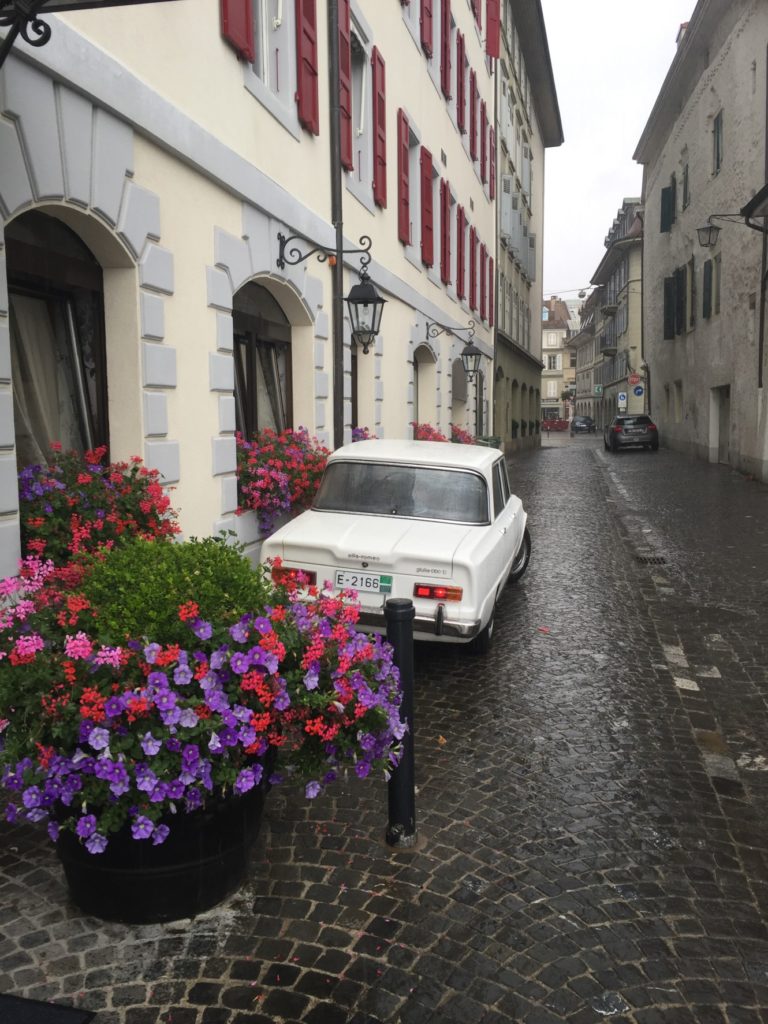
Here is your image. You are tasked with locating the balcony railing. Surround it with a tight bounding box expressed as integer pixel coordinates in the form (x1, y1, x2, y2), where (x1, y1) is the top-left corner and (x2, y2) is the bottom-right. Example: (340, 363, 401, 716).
(599, 333, 617, 355)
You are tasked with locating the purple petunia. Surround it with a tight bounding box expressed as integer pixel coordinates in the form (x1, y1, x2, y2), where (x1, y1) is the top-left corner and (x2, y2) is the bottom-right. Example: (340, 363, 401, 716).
(305, 781, 321, 799)
(131, 815, 154, 840)
(76, 814, 98, 839)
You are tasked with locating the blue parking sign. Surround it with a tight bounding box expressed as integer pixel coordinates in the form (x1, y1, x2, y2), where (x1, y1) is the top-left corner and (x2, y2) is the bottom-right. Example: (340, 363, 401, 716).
(633, 385, 644, 397)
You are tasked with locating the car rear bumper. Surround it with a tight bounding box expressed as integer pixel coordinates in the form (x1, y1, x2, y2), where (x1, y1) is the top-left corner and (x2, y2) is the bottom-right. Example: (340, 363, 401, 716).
(357, 606, 481, 640)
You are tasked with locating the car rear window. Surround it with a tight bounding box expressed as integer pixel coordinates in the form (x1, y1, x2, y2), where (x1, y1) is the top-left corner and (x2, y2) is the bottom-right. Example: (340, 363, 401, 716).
(313, 461, 489, 523)
(618, 416, 652, 426)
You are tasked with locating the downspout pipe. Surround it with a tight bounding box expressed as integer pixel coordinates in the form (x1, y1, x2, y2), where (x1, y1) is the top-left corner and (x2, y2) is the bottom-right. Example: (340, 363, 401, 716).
(328, 0, 345, 449)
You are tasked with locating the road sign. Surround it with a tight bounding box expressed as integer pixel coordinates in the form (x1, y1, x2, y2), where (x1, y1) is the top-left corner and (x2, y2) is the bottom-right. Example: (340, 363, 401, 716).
(618, 391, 628, 409)
(594, 385, 603, 395)
(633, 385, 645, 397)
(628, 373, 641, 386)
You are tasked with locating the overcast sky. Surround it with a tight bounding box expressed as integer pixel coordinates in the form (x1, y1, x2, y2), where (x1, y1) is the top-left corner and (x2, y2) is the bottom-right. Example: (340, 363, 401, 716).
(540, 0, 696, 299)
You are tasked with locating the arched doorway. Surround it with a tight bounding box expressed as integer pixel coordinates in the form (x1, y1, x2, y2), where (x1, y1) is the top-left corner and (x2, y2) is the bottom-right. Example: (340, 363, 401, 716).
(232, 282, 292, 437)
(413, 344, 437, 426)
(450, 357, 468, 428)
(6, 210, 109, 466)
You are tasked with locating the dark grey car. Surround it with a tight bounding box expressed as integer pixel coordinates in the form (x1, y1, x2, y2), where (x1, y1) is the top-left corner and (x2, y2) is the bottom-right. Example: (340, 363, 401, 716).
(604, 414, 659, 452)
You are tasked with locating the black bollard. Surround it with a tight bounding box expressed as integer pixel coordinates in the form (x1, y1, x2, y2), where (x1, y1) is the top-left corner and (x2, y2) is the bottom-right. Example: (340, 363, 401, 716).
(385, 598, 417, 847)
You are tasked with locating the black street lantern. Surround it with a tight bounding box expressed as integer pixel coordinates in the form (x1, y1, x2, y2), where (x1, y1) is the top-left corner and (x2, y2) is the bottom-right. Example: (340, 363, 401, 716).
(0, 0, 180, 67)
(346, 271, 386, 354)
(460, 340, 483, 382)
(696, 222, 721, 248)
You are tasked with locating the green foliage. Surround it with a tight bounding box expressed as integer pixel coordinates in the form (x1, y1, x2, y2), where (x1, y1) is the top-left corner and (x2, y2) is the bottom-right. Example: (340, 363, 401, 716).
(79, 537, 269, 644)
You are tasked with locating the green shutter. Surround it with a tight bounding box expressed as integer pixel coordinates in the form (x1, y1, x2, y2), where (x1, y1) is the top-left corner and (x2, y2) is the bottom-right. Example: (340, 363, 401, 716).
(660, 186, 673, 233)
(702, 259, 713, 319)
(663, 276, 676, 339)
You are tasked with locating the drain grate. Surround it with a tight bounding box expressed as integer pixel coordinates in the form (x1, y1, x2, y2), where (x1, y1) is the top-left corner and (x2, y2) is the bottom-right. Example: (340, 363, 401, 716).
(635, 555, 667, 565)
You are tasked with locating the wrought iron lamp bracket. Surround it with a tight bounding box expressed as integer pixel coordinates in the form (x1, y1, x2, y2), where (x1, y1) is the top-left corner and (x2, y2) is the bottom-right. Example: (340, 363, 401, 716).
(276, 232, 372, 275)
(0, 1, 52, 66)
(425, 319, 476, 342)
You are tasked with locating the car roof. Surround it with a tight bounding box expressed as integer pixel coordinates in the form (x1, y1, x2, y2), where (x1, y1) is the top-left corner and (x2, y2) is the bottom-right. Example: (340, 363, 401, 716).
(329, 439, 501, 472)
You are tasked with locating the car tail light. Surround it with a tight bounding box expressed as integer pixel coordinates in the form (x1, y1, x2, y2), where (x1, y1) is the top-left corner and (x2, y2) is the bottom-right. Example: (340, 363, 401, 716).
(613, 425, 623, 433)
(271, 565, 317, 586)
(647, 423, 657, 431)
(413, 583, 463, 601)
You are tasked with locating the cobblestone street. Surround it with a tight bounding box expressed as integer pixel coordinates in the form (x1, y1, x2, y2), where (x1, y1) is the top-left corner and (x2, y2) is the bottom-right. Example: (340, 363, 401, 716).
(3, 437, 768, 1023)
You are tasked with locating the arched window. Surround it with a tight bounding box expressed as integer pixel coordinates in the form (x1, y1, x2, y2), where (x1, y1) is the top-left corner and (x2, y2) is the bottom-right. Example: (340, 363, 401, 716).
(232, 283, 292, 437)
(7, 210, 108, 466)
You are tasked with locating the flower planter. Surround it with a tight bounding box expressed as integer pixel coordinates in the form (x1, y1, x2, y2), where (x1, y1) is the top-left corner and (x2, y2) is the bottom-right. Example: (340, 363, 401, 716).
(56, 780, 269, 924)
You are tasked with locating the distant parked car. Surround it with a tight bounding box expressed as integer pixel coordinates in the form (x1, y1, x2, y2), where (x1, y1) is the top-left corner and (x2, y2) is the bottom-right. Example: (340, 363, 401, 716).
(604, 414, 659, 452)
(570, 415, 596, 435)
(260, 440, 531, 654)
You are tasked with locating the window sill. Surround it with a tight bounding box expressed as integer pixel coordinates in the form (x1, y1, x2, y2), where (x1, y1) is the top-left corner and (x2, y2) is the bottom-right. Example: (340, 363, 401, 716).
(243, 69, 302, 142)
(345, 176, 377, 215)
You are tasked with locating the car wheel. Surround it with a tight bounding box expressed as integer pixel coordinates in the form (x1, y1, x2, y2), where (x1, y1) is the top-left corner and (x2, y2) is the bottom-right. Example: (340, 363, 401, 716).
(508, 526, 531, 584)
(469, 607, 495, 655)
(651, 443, 659, 451)
(603, 437, 609, 450)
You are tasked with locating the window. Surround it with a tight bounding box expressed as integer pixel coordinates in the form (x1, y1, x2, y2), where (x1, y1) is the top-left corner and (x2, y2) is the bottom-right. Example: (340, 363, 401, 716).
(713, 110, 723, 175)
(660, 178, 676, 232)
(440, 178, 452, 285)
(349, 28, 371, 188)
(570, 350, 577, 368)
(546, 381, 558, 398)
(7, 211, 108, 467)
(480, 101, 488, 183)
(469, 226, 477, 310)
(456, 204, 466, 299)
(547, 354, 557, 370)
(233, 283, 292, 438)
(686, 255, 695, 329)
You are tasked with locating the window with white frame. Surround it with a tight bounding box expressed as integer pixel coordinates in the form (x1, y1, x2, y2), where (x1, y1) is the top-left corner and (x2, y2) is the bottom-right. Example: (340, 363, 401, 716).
(349, 24, 371, 197)
(245, 0, 299, 132)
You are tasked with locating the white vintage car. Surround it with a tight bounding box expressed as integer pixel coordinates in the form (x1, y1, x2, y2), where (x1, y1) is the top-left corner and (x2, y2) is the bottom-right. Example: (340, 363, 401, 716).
(260, 439, 530, 653)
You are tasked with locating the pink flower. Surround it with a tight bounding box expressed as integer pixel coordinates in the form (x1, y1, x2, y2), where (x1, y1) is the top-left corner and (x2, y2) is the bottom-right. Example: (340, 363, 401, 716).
(94, 645, 123, 668)
(65, 632, 94, 659)
(14, 634, 45, 658)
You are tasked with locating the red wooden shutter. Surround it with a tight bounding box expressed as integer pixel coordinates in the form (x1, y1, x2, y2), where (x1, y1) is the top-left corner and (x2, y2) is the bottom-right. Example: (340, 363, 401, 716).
(420, 0, 433, 57)
(471, 0, 481, 29)
(489, 127, 496, 198)
(440, 179, 451, 284)
(397, 109, 410, 244)
(420, 147, 434, 267)
(372, 47, 387, 207)
(456, 32, 465, 133)
(220, 0, 254, 61)
(488, 256, 494, 327)
(469, 69, 477, 160)
(480, 101, 487, 183)
(486, 0, 500, 58)
(296, 0, 320, 134)
(469, 226, 477, 310)
(339, 0, 353, 170)
(456, 205, 465, 299)
(480, 243, 487, 320)
(440, 0, 451, 99)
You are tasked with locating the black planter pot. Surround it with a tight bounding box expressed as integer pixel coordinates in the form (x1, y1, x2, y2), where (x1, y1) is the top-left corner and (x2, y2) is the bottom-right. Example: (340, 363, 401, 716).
(56, 780, 269, 924)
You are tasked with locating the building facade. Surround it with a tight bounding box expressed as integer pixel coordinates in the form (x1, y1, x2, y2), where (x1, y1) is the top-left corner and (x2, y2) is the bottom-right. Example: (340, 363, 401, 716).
(635, 0, 768, 479)
(591, 199, 644, 424)
(540, 296, 573, 422)
(0, 0, 502, 576)
(493, 0, 562, 452)
(569, 288, 604, 422)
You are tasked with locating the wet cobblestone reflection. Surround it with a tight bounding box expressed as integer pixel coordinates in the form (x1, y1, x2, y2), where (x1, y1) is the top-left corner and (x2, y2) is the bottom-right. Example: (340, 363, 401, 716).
(2, 437, 768, 1022)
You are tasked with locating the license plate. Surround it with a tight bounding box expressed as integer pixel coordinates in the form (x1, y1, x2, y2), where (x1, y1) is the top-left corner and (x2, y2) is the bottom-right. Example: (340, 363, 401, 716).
(335, 570, 393, 594)
(626, 427, 644, 434)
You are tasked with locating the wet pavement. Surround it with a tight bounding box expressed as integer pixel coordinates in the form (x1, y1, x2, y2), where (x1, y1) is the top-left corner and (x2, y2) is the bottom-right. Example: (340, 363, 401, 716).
(3, 435, 768, 1023)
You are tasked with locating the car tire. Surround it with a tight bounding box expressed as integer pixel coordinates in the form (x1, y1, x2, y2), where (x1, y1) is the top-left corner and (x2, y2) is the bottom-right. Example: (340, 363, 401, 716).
(508, 526, 531, 584)
(651, 443, 659, 451)
(603, 437, 609, 450)
(470, 607, 495, 655)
